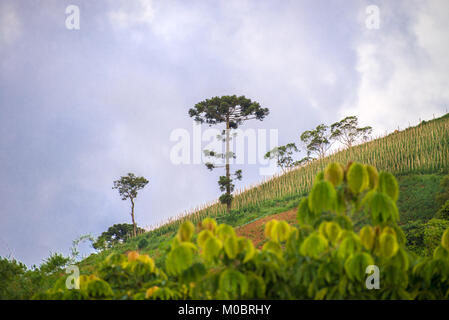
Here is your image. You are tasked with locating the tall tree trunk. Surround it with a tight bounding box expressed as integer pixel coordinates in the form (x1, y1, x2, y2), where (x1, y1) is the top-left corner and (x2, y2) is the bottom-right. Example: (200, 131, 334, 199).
(225, 115, 231, 214)
(130, 198, 137, 237)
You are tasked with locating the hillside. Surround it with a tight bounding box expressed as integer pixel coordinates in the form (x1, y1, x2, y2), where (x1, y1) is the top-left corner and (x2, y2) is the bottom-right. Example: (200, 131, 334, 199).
(79, 113, 449, 272)
(154, 113, 449, 233)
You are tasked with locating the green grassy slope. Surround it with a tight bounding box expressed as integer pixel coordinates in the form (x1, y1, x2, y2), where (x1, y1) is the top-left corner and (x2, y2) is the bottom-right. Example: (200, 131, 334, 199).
(79, 113, 449, 271)
(397, 174, 443, 224)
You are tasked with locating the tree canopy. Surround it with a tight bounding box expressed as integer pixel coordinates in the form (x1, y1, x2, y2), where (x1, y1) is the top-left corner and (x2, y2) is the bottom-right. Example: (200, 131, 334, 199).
(188, 95, 269, 129)
(265, 143, 301, 171)
(93, 223, 145, 250)
(113, 173, 149, 201)
(300, 124, 333, 159)
(330, 116, 372, 148)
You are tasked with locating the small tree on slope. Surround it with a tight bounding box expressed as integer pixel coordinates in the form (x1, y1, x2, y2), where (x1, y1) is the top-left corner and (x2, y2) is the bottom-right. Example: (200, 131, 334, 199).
(330, 116, 373, 148)
(113, 173, 149, 237)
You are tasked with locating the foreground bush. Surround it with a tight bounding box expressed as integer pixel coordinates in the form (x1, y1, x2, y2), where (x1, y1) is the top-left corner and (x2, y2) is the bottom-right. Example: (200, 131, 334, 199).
(1, 257, 48, 299)
(35, 162, 449, 300)
(436, 200, 449, 221)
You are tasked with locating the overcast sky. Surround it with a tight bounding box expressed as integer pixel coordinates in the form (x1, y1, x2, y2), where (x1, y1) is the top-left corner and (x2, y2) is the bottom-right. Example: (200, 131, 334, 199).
(1, 0, 448, 266)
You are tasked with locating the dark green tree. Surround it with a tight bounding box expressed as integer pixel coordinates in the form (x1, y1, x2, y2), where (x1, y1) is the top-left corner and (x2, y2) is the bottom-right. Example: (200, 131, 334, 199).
(0, 257, 28, 299)
(93, 223, 145, 250)
(188, 95, 269, 213)
(330, 116, 372, 148)
(39, 252, 70, 275)
(113, 173, 149, 237)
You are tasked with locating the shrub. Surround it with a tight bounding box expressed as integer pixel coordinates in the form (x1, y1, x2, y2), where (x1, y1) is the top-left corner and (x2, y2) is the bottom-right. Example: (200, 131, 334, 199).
(436, 175, 449, 207)
(138, 238, 149, 250)
(39, 252, 70, 275)
(36, 162, 449, 300)
(0, 257, 46, 299)
(0, 257, 27, 299)
(436, 200, 449, 220)
(423, 219, 449, 252)
(402, 220, 426, 256)
(93, 223, 146, 250)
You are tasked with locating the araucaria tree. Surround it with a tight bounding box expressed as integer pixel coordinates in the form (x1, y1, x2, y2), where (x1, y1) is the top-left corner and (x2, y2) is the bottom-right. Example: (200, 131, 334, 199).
(330, 116, 373, 148)
(188, 95, 269, 213)
(112, 173, 149, 237)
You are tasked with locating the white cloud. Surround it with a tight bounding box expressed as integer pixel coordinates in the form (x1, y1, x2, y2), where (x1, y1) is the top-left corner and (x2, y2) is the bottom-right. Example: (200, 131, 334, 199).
(108, 0, 155, 29)
(150, 2, 210, 42)
(107, 0, 210, 43)
(323, 72, 337, 86)
(340, 1, 449, 134)
(0, 3, 21, 47)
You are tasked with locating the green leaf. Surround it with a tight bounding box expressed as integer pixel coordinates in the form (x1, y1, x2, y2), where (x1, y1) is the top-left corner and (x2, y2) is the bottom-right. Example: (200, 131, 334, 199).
(242, 239, 256, 263)
(347, 162, 369, 194)
(365, 165, 379, 189)
(367, 191, 399, 225)
(300, 232, 328, 259)
(271, 220, 291, 242)
(224, 235, 239, 259)
(378, 233, 399, 259)
(197, 230, 214, 248)
(264, 220, 278, 240)
(390, 248, 410, 272)
(166, 243, 195, 275)
(324, 163, 344, 187)
(319, 221, 341, 245)
(344, 252, 374, 282)
(177, 221, 195, 242)
(216, 224, 236, 242)
(201, 218, 217, 232)
(202, 236, 222, 262)
(315, 287, 328, 300)
(315, 171, 324, 182)
(377, 171, 399, 201)
(308, 181, 337, 214)
(359, 226, 375, 250)
(247, 273, 266, 298)
(218, 269, 248, 298)
(297, 197, 316, 225)
(180, 263, 207, 284)
(262, 240, 283, 258)
(442, 228, 449, 251)
(86, 276, 113, 299)
(336, 232, 361, 260)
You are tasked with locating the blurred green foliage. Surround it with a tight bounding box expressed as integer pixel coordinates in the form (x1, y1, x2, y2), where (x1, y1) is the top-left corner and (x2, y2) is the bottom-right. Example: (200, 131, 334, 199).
(36, 162, 449, 300)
